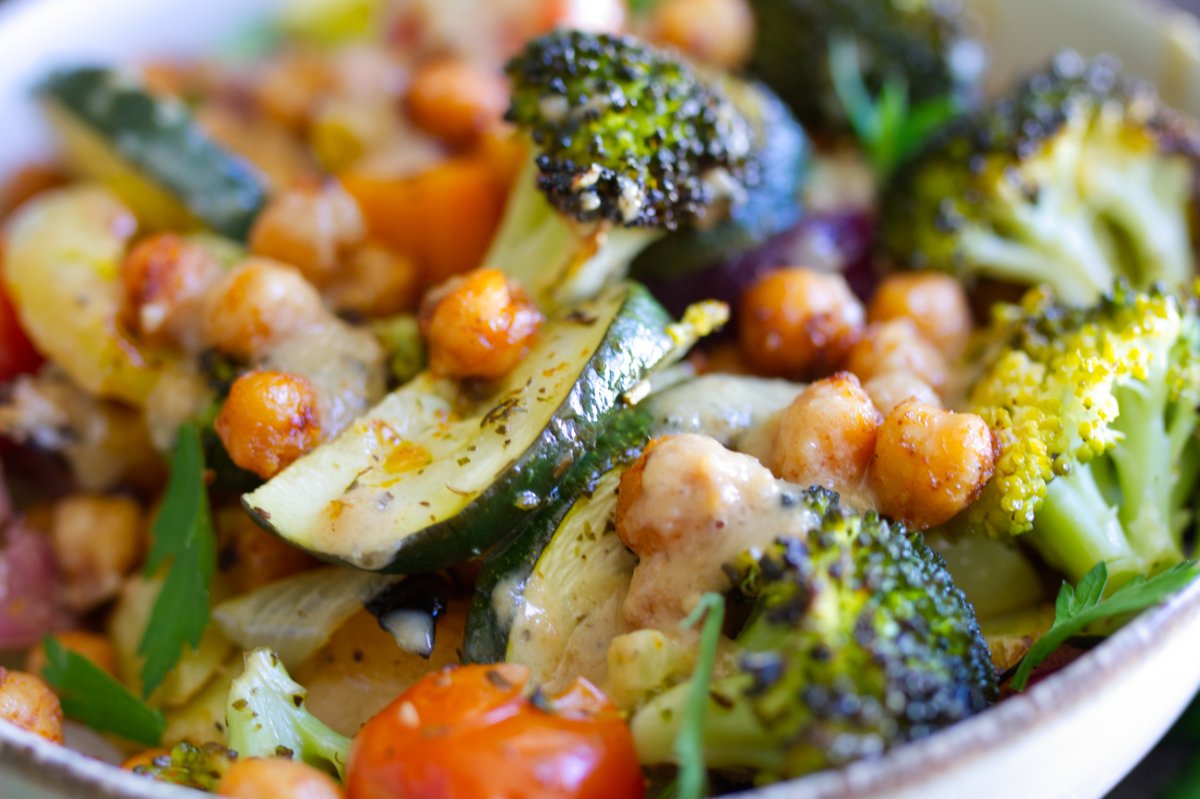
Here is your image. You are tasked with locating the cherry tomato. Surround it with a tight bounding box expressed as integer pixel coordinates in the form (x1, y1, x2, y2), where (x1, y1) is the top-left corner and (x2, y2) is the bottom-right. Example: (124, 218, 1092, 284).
(346, 663, 645, 799)
(0, 283, 42, 381)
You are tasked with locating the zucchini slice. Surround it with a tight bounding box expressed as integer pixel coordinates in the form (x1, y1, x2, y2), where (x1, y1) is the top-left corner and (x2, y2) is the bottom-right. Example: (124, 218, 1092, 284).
(463, 375, 805, 664)
(40, 68, 268, 240)
(242, 282, 676, 574)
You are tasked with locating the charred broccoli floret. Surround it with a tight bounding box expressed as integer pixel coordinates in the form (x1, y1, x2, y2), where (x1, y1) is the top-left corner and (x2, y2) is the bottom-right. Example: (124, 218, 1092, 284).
(131, 742, 237, 790)
(487, 29, 758, 307)
(882, 53, 1200, 304)
(631, 488, 995, 781)
(225, 648, 350, 779)
(748, 0, 984, 135)
(959, 283, 1200, 584)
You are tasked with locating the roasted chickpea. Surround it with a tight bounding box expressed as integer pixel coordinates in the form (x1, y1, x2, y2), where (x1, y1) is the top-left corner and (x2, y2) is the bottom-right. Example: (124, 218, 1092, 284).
(328, 243, 421, 318)
(202, 259, 327, 360)
(121, 233, 223, 350)
(26, 631, 118, 678)
(651, 0, 755, 69)
(739, 267, 864, 379)
(215, 371, 322, 480)
(253, 52, 333, 132)
(770, 373, 880, 498)
(870, 400, 997, 530)
(844, 319, 949, 392)
(249, 183, 365, 287)
(420, 269, 543, 380)
(868, 273, 973, 357)
(863, 372, 941, 415)
(217, 757, 345, 799)
(406, 59, 509, 148)
(0, 668, 63, 743)
(51, 494, 143, 611)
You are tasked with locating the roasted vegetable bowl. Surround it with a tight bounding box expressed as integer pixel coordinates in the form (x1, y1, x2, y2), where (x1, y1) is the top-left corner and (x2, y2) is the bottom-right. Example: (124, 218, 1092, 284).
(2, 1, 1200, 798)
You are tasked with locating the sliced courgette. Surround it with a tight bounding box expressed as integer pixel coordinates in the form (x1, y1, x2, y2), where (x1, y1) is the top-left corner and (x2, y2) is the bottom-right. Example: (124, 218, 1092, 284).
(463, 374, 805, 664)
(242, 282, 676, 574)
(40, 68, 268, 240)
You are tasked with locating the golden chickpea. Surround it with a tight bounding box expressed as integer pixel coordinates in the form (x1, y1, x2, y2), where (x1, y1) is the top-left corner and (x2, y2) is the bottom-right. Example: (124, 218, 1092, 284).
(26, 631, 118, 678)
(254, 52, 334, 132)
(217, 758, 345, 799)
(0, 668, 63, 743)
(843, 319, 949, 392)
(328, 243, 421, 318)
(739, 267, 864, 379)
(868, 273, 973, 358)
(51, 494, 143, 611)
(863, 372, 941, 415)
(249, 183, 365, 287)
(770, 373, 880, 495)
(651, 0, 756, 69)
(406, 59, 509, 148)
(121, 233, 223, 350)
(215, 371, 322, 480)
(420, 269, 543, 380)
(202, 259, 327, 360)
(870, 400, 997, 530)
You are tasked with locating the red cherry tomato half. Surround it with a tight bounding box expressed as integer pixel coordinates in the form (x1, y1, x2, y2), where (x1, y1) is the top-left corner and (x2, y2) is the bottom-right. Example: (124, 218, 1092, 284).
(0, 284, 42, 382)
(346, 663, 645, 799)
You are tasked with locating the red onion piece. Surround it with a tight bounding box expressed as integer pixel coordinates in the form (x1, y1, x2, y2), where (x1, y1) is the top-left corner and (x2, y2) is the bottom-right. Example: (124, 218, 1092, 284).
(0, 520, 71, 650)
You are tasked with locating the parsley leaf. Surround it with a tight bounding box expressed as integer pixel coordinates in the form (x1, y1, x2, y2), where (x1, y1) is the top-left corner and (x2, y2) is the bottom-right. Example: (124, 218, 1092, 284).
(41, 637, 165, 746)
(674, 593, 725, 799)
(828, 35, 961, 179)
(1011, 560, 1200, 691)
(138, 423, 217, 698)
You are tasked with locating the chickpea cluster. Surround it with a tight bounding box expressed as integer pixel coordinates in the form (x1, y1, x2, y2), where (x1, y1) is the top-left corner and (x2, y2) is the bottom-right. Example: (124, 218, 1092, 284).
(741, 267, 996, 529)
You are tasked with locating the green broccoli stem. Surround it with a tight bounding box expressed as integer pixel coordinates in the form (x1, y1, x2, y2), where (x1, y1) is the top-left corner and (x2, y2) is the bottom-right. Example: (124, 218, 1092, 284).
(225, 649, 350, 779)
(1085, 155, 1194, 292)
(630, 674, 786, 776)
(1026, 465, 1144, 587)
(483, 155, 661, 310)
(1106, 372, 1189, 574)
(958, 185, 1118, 305)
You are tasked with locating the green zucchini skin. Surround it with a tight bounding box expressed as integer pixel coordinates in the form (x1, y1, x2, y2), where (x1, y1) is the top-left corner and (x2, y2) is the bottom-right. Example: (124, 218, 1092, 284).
(243, 282, 676, 575)
(40, 68, 268, 240)
(463, 375, 805, 664)
(628, 80, 809, 282)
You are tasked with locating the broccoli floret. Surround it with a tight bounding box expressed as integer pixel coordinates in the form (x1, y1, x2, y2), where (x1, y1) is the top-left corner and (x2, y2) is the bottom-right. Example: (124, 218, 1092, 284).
(882, 53, 1200, 304)
(631, 488, 995, 781)
(131, 742, 237, 791)
(487, 29, 758, 308)
(960, 283, 1200, 585)
(225, 648, 350, 779)
(748, 0, 984, 136)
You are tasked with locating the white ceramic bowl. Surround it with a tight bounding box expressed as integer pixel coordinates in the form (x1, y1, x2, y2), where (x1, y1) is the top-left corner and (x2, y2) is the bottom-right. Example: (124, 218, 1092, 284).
(2, 1, 1200, 797)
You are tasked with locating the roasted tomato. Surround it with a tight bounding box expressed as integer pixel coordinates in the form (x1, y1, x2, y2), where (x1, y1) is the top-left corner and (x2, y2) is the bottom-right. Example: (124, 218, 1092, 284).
(346, 663, 644, 799)
(0, 284, 42, 381)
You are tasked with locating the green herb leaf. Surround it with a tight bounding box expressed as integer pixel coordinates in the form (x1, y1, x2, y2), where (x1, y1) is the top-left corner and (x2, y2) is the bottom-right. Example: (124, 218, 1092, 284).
(1011, 560, 1200, 691)
(138, 422, 217, 697)
(828, 35, 961, 179)
(40, 637, 165, 746)
(674, 593, 725, 799)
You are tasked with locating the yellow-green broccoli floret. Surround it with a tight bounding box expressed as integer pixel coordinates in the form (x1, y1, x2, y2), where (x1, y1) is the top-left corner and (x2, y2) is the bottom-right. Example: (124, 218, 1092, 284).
(882, 53, 1200, 304)
(961, 283, 1200, 584)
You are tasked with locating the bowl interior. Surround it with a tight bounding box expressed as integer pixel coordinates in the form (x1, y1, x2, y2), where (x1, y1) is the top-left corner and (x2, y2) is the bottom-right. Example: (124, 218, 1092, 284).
(2, 1, 1200, 799)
